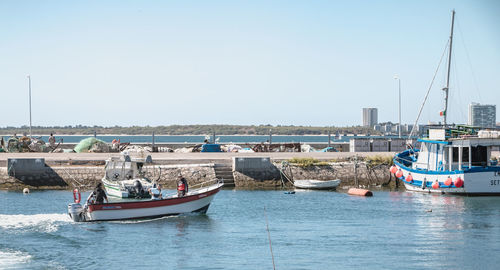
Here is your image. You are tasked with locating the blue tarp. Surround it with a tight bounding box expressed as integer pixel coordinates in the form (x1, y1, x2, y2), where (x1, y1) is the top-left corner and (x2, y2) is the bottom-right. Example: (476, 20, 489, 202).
(201, 144, 222, 152)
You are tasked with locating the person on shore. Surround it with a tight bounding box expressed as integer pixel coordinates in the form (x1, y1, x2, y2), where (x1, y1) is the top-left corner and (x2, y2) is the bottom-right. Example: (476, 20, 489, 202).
(48, 133, 56, 147)
(177, 176, 188, 197)
(149, 184, 162, 200)
(91, 183, 108, 204)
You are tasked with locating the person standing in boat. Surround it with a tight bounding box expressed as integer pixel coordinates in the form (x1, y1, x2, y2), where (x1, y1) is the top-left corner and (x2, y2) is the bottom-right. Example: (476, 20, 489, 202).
(91, 183, 108, 204)
(177, 175, 188, 197)
(149, 184, 162, 200)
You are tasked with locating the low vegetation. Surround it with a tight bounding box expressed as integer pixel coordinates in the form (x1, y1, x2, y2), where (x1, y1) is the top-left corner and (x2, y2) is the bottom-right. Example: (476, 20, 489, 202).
(364, 155, 394, 167)
(288, 157, 330, 167)
(0, 124, 379, 136)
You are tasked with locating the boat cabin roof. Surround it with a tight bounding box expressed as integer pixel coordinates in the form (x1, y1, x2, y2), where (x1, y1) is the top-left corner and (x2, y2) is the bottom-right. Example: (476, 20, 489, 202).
(418, 138, 500, 147)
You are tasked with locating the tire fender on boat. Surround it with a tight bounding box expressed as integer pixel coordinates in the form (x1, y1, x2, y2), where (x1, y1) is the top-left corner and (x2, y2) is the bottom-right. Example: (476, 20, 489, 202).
(73, 188, 81, 204)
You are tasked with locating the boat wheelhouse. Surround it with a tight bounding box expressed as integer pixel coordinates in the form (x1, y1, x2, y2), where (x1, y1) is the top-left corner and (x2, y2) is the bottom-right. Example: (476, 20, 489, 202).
(102, 155, 155, 198)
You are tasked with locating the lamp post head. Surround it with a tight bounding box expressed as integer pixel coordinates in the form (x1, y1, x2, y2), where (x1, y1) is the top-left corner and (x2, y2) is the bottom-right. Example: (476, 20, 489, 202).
(393, 75, 399, 80)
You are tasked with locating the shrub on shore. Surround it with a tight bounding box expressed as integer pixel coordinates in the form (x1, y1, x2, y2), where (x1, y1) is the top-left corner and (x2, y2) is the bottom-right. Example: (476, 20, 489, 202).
(288, 157, 329, 167)
(365, 155, 393, 167)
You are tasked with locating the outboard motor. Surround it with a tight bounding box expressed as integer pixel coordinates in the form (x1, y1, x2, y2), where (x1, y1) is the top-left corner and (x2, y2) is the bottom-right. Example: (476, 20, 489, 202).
(133, 180, 143, 197)
(68, 203, 85, 222)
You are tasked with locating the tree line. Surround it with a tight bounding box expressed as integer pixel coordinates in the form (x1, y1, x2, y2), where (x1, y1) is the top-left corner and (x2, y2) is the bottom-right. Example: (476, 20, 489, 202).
(0, 125, 379, 136)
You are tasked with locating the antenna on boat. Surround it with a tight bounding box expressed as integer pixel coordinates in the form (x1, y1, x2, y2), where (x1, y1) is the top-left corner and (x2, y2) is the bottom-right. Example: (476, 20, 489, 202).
(264, 207, 276, 270)
(443, 9, 455, 127)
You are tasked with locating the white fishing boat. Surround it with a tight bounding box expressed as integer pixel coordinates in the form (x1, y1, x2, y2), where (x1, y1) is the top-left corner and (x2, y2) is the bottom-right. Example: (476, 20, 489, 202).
(68, 180, 224, 222)
(392, 10, 500, 195)
(293, 179, 341, 190)
(102, 155, 155, 198)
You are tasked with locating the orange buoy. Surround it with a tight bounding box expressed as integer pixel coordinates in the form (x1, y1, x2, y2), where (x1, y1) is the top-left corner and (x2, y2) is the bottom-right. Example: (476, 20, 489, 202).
(347, 188, 373, 197)
(405, 174, 413, 182)
(455, 177, 464, 188)
(432, 181, 439, 189)
(390, 165, 398, 174)
(444, 177, 453, 186)
(396, 169, 403, 178)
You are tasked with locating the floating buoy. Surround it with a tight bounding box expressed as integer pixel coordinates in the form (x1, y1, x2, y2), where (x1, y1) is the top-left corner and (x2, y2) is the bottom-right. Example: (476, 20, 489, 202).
(390, 165, 398, 174)
(444, 177, 453, 186)
(406, 174, 413, 182)
(347, 188, 373, 197)
(23, 188, 30, 194)
(432, 181, 440, 189)
(396, 169, 403, 178)
(455, 177, 464, 188)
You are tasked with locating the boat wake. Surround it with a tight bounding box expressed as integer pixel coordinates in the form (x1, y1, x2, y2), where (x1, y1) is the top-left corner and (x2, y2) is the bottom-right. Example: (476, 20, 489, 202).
(0, 249, 32, 269)
(0, 213, 70, 233)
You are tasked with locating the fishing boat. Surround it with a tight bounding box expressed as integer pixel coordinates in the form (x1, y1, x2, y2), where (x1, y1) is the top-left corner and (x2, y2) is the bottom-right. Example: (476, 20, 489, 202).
(68, 180, 224, 222)
(392, 10, 500, 195)
(293, 179, 341, 190)
(101, 155, 155, 198)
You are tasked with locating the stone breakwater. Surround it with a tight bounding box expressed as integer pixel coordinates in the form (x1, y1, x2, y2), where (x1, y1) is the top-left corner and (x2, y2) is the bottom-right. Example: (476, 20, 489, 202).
(0, 159, 396, 191)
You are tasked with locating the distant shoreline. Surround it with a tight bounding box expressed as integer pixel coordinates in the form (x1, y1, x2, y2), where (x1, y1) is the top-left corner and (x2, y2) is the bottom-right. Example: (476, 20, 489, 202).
(1, 134, 348, 137)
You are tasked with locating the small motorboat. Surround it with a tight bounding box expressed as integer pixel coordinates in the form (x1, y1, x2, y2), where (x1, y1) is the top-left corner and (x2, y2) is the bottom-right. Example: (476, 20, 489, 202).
(68, 180, 223, 222)
(293, 179, 341, 190)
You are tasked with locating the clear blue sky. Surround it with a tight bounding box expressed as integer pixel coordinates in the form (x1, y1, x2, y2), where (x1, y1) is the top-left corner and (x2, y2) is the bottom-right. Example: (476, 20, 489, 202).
(1, 0, 499, 127)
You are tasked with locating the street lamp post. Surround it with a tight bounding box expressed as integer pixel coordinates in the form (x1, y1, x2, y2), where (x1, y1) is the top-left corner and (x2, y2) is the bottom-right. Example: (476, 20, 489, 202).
(394, 75, 401, 138)
(27, 75, 32, 138)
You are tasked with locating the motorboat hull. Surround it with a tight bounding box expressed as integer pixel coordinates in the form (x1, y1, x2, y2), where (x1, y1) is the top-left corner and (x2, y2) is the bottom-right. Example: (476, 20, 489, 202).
(394, 152, 500, 195)
(70, 182, 223, 222)
(293, 179, 341, 190)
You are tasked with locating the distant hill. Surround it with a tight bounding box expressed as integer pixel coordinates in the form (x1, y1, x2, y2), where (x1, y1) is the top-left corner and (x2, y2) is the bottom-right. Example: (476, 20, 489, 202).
(0, 125, 379, 136)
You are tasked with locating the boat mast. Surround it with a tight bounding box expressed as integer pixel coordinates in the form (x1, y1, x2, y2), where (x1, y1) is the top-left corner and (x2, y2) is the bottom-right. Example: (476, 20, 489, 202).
(443, 10, 455, 126)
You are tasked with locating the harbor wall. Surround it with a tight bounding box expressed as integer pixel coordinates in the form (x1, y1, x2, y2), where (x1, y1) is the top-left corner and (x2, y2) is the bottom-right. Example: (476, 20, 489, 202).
(0, 158, 395, 190)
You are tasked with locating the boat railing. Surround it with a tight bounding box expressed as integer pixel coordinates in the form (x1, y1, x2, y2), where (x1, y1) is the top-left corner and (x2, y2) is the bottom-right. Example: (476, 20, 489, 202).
(161, 178, 223, 199)
(189, 178, 223, 190)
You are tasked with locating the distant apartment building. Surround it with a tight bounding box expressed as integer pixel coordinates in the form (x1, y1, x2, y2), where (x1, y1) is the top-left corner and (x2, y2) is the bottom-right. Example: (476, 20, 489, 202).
(362, 108, 378, 127)
(468, 103, 496, 128)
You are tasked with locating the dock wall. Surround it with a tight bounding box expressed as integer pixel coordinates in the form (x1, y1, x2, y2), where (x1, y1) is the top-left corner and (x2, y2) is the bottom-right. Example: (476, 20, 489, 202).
(0, 158, 395, 190)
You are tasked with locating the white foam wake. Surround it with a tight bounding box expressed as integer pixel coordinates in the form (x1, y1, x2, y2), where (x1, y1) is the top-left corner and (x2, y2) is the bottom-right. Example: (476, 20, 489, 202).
(0, 213, 70, 233)
(0, 250, 32, 269)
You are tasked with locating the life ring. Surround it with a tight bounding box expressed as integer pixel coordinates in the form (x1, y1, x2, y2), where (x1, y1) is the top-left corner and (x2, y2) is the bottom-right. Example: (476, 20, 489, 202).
(73, 188, 81, 203)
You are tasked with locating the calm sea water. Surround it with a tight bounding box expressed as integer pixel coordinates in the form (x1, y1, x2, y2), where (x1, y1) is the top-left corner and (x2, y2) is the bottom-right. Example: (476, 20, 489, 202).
(1, 189, 500, 269)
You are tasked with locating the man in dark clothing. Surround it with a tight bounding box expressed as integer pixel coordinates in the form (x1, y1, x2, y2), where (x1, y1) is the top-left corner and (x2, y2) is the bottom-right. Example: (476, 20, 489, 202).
(93, 183, 108, 204)
(177, 176, 188, 197)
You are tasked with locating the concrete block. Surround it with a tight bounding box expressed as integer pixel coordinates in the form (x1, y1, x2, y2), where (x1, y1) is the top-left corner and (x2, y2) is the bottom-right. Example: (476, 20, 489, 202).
(233, 157, 272, 172)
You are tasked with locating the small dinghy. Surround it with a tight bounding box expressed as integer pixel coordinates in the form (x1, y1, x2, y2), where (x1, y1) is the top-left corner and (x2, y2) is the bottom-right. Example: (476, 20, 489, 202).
(293, 179, 341, 190)
(68, 180, 223, 222)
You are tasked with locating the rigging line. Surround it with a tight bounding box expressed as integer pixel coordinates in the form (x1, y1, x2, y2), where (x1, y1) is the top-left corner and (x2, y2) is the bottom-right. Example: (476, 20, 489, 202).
(408, 39, 450, 139)
(456, 18, 483, 103)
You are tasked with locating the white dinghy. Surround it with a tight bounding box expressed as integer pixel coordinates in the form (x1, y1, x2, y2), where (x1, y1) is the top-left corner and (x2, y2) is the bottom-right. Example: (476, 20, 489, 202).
(293, 179, 341, 190)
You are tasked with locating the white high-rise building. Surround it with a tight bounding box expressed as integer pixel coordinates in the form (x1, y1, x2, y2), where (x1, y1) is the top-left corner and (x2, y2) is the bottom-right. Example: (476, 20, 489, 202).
(362, 108, 378, 127)
(468, 103, 496, 128)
